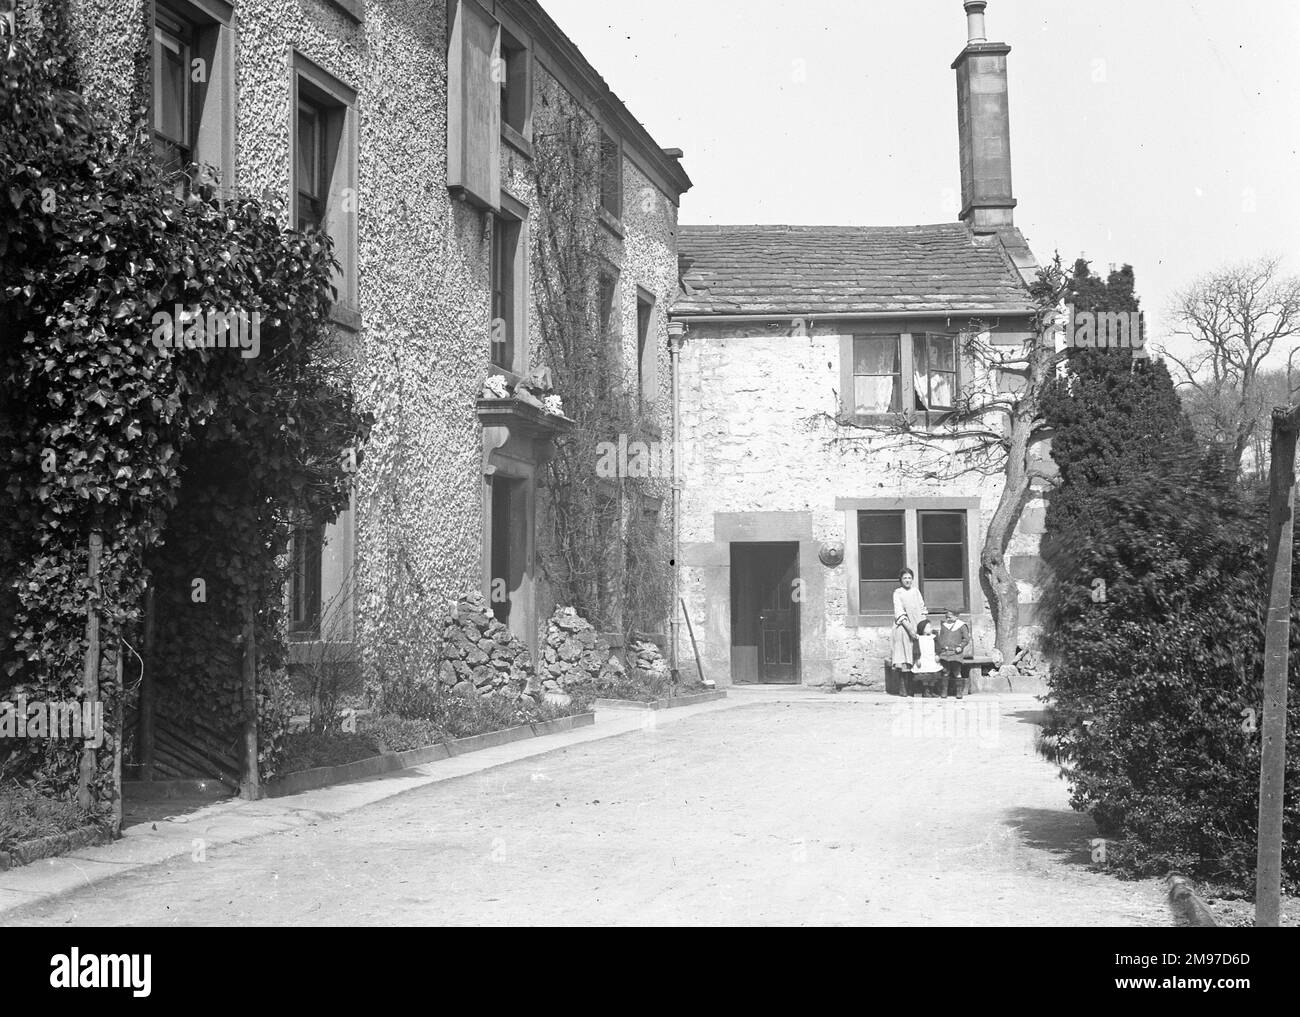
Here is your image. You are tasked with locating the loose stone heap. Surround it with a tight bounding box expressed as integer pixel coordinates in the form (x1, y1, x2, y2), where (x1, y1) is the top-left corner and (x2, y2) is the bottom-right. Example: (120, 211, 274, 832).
(627, 638, 670, 682)
(995, 646, 1049, 685)
(539, 607, 623, 692)
(435, 592, 533, 699)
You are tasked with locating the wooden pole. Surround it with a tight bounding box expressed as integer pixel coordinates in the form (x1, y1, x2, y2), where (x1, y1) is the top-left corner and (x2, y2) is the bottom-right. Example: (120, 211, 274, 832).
(77, 527, 103, 812)
(111, 643, 123, 835)
(680, 597, 708, 687)
(139, 586, 156, 779)
(239, 599, 259, 800)
(1256, 403, 1299, 927)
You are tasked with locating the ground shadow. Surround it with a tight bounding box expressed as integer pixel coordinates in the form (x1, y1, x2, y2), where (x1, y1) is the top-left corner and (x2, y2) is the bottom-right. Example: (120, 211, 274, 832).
(1003, 805, 1099, 868)
(122, 791, 236, 830)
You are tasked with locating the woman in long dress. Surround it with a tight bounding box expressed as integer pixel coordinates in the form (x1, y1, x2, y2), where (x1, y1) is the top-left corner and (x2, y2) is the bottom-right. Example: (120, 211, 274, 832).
(891, 568, 928, 679)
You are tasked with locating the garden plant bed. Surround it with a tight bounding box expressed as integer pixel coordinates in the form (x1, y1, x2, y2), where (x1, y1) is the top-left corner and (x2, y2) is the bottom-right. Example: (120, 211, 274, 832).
(264, 712, 595, 798)
(592, 690, 728, 711)
(0, 823, 112, 872)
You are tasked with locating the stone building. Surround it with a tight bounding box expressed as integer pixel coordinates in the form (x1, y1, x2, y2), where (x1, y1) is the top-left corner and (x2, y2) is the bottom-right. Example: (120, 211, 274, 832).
(670, 1, 1046, 687)
(15, 0, 689, 696)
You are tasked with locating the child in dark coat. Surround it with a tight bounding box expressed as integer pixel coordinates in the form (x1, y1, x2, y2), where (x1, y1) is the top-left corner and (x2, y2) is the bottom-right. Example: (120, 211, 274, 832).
(935, 608, 972, 699)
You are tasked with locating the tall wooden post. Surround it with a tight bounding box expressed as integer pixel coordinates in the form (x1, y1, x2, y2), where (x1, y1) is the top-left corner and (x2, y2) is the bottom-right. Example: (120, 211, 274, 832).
(1257, 404, 1299, 927)
(111, 643, 123, 834)
(239, 599, 259, 800)
(139, 586, 156, 779)
(78, 527, 103, 812)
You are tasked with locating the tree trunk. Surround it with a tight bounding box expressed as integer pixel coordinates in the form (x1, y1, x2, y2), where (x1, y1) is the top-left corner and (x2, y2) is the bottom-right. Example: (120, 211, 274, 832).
(979, 498, 1028, 665)
(979, 407, 1035, 665)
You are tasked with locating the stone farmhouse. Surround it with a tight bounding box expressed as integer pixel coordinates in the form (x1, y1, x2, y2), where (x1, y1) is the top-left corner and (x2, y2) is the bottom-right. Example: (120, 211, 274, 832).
(669, 1, 1048, 687)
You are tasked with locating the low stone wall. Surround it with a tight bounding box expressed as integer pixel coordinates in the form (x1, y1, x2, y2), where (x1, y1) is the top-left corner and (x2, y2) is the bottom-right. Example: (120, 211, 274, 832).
(0, 824, 111, 871)
(436, 592, 533, 699)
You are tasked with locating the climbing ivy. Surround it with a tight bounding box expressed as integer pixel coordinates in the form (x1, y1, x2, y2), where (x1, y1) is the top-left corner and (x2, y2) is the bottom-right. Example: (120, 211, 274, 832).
(0, 30, 370, 804)
(531, 87, 670, 637)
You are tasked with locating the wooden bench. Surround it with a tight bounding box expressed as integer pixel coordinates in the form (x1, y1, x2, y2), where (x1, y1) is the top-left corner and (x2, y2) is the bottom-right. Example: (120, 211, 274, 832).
(883, 656, 1001, 696)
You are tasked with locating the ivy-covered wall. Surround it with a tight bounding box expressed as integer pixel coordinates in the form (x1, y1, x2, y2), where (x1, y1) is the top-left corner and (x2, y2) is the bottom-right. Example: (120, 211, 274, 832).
(26, 0, 687, 695)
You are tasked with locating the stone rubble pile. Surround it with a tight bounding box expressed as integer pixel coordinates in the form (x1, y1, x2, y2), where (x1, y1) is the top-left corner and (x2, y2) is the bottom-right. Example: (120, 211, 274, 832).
(539, 607, 623, 692)
(435, 592, 534, 700)
(627, 637, 670, 682)
(995, 647, 1049, 684)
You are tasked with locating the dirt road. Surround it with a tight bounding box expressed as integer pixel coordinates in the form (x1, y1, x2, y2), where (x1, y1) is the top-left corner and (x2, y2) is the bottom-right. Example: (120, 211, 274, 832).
(0, 698, 1169, 926)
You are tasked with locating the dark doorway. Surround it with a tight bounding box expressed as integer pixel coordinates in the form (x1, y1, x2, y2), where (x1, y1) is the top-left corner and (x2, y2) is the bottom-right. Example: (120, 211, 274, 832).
(489, 476, 525, 626)
(730, 542, 800, 684)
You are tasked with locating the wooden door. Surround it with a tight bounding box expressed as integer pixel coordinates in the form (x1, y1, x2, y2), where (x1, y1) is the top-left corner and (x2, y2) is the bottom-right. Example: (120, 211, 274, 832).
(757, 546, 798, 682)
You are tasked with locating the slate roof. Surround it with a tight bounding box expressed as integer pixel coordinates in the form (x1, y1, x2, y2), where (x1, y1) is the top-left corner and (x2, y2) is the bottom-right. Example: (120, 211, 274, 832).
(674, 223, 1037, 316)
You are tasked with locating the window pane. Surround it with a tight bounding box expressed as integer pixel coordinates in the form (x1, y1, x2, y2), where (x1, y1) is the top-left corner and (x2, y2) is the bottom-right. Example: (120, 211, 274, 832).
(854, 336, 898, 375)
(921, 512, 964, 544)
(491, 217, 516, 368)
(290, 524, 324, 633)
(859, 511, 903, 544)
(599, 275, 616, 334)
(929, 335, 956, 371)
(855, 375, 899, 413)
(297, 103, 319, 198)
(929, 370, 956, 408)
(860, 580, 895, 613)
(922, 579, 965, 611)
(861, 544, 906, 581)
(913, 370, 930, 410)
(154, 28, 188, 144)
(922, 545, 964, 580)
(601, 133, 619, 214)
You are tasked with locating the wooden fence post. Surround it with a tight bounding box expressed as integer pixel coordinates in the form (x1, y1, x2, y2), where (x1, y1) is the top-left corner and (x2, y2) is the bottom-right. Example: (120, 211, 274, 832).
(111, 642, 123, 834)
(1256, 404, 1299, 927)
(77, 526, 103, 812)
(139, 586, 156, 779)
(239, 598, 259, 800)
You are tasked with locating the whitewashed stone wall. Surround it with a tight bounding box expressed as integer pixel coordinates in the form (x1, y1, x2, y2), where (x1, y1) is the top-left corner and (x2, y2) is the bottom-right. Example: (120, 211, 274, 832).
(676, 320, 1044, 687)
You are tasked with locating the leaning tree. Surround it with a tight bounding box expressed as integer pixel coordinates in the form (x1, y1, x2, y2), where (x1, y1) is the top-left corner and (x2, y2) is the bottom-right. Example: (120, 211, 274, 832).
(817, 257, 1069, 662)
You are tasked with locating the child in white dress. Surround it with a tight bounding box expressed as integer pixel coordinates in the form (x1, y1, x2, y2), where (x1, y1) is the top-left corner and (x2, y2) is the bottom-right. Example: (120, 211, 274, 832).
(911, 619, 945, 697)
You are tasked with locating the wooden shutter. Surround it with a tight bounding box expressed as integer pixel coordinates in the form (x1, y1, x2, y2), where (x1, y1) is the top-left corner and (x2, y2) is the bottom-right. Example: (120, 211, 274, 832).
(447, 0, 500, 210)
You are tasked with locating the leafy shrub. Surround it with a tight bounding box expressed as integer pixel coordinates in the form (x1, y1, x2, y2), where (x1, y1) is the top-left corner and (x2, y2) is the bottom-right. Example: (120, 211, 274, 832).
(358, 714, 440, 754)
(276, 683, 592, 774)
(278, 731, 381, 774)
(579, 668, 671, 703)
(0, 785, 93, 852)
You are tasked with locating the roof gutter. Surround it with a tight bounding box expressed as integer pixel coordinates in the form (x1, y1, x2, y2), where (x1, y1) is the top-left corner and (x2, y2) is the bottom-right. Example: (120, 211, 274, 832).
(668, 308, 1037, 324)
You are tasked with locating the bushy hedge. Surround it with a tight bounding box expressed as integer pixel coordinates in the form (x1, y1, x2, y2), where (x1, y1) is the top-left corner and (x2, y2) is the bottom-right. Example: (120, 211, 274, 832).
(1040, 443, 1300, 888)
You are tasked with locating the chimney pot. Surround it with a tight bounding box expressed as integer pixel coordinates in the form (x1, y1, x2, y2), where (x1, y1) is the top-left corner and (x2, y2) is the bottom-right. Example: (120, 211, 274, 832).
(964, 1, 988, 44)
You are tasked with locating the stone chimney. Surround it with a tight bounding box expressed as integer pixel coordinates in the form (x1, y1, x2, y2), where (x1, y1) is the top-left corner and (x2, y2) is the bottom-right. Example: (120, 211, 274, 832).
(952, 1, 1015, 232)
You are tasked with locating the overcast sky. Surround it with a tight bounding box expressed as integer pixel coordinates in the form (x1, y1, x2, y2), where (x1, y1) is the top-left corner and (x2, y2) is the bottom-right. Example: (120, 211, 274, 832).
(546, 0, 1300, 349)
